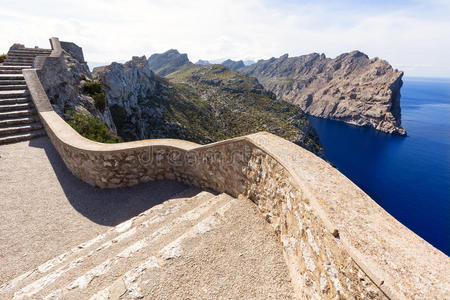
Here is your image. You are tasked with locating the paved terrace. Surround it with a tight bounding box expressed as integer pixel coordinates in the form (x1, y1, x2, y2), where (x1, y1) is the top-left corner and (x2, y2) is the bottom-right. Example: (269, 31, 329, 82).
(0, 137, 293, 299)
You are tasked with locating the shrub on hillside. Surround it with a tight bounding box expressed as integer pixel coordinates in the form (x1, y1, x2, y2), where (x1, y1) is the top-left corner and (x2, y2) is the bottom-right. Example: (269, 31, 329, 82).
(66, 110, 120, 143)
(0, 54, 7, 63)
(84, 81, 107, 111)
(92, 93, 106, 111)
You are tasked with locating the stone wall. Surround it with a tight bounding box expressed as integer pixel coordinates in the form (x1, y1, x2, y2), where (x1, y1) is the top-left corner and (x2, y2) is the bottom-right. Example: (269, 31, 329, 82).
(22, 38, 450, 299)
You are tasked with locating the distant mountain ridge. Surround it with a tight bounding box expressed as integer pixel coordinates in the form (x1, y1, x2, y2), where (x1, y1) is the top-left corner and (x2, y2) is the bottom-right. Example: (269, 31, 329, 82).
(195, 59, 211, 65)
(148, 49, 405, 135)
(147, 49, 192, 76)
(195, 59, 255, 67)
(221, 59, 245, 71)
(94, 54, 323, 154)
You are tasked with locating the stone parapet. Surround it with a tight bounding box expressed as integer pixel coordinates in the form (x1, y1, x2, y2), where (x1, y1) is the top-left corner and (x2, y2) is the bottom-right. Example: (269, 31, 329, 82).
(22, 38, 450, 299)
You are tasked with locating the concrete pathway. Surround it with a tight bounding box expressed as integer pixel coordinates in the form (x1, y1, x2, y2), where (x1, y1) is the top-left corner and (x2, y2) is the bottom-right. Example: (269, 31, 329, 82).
(0, 137, 188, 283)
(0, 137, 294, 299)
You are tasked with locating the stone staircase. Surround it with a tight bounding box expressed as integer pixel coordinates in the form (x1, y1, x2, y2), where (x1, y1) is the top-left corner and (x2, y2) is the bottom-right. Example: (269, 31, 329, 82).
(0, 47, 51, 144)
(0, 187, 293, 299)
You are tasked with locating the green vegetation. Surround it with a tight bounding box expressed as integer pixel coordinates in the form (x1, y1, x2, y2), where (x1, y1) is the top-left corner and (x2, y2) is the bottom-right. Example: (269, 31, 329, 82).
(0, 54, 7, 63)
(109, 104, 137, 142)
(84, 81, 106, 111)
(162, 64, 322, 153)
(94, 60, 322, 154)
(66, 110, 120, 143)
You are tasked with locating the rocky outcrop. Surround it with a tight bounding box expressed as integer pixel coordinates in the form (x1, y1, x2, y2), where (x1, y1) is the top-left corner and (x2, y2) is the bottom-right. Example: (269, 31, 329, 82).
(94, 56, 323, 155)
(147, 49, 192, 76)
(221, 59, 245, 71)
(239, 51, 406, 135)
(60, 41, 85, 63)
(94, 56, 197, 141)
(36, 41, 116, 132)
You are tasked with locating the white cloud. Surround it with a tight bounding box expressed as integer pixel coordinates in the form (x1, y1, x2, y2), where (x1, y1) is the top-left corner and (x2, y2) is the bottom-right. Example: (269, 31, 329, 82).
(1, 0, 449, 77)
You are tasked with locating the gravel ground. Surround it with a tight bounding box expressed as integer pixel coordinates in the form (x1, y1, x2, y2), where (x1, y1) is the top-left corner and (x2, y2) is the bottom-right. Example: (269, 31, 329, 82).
(0, 137, 188, 284)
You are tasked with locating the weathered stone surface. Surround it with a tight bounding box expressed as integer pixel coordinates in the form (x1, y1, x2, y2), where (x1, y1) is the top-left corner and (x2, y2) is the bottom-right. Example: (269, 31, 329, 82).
(60, 41, 85, 63)
(239, 51, 406, 135)
(36, 42, 116, 132)
(93, 56, 194, 141)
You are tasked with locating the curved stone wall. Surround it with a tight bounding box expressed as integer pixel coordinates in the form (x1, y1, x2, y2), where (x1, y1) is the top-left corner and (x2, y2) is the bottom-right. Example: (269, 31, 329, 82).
(22, 38, 450, 299)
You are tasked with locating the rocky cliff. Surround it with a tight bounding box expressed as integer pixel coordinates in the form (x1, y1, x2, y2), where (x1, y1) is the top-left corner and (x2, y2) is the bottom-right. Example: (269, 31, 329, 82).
(238, 51, 406, 135)
(94, 56, 323, 155)
(147, 49, 192, 76)
(37, 41, 117, 132)
(93, 56, 200, 142)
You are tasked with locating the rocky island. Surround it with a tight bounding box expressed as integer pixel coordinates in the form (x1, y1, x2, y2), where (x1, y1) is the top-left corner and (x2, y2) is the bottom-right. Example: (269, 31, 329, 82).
(236, 51, 406, 135)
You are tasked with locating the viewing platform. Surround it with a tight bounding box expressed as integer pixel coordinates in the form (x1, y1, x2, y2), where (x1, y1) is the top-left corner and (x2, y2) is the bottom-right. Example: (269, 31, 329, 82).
(0, 37, 448, 299)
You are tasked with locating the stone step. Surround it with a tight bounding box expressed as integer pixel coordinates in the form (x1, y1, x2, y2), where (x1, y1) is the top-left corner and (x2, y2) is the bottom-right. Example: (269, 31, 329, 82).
(10, 48, 51, 52)
(0, 108, 36, 119)
(3, 62, 33, 66)
(0, 74, 24, 80)
(0, 189, 221, 299)
(0, 65, 28, 70)
(0, 97, 30, 105)
(0, 85, 28, 91)
(0, 90, 29, 99)
(4, 58, 34, 66)
(8, 50, 51, 56)
(0, 102, 34, 112)
(0, 123, 42, 137)
(0, 116, 39, 127)
(5, 53, 45, 58)
(3, 60, 34, 65)
(0, 129, 45, 145)
(0, 69, 23, 74)
(50, 194, 236, 300)
(4, 57, 34, 65)
(0, 80, 26, 85)
(5, 56, 35, 60)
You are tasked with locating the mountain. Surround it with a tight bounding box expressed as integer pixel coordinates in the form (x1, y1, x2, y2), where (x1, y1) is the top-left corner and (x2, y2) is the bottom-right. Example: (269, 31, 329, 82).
(238, 51, 406, 135)
(195, 59, 211, 65)
(147, 49, 192, 76)
(94, 56, 323, 154)
(221, 59, 245, 71)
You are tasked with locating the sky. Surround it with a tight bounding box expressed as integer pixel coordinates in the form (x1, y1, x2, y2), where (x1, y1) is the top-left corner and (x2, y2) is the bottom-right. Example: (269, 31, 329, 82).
(1, 0, 449, 77)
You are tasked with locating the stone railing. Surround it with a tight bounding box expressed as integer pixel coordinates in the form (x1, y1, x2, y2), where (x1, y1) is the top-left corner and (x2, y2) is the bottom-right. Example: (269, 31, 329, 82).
(22, 38, 450, 299)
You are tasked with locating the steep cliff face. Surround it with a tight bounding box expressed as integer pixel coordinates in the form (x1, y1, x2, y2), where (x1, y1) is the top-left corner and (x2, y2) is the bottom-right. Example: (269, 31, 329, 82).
(239, 51, 406, 135)
(93, 56, 196, 141)
(147, 49, 192, 76)
(94, 56, 323, 155)
(37, 41, 116, 132)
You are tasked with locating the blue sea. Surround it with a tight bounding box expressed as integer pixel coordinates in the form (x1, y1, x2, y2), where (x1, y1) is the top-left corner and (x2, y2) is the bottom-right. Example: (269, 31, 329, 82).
(308, 77, 450, 256)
